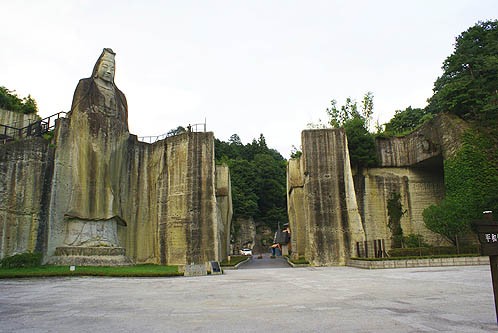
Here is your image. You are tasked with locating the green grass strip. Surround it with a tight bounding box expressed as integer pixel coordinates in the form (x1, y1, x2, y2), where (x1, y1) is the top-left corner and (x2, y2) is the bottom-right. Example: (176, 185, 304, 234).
(0, 264, 182, 278)
(220, 255, 249, 267)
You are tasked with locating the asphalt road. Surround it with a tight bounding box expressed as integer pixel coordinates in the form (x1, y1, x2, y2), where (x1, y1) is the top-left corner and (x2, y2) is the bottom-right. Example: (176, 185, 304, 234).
(238, 253, 291, 269)
(0, 265, 496, 332)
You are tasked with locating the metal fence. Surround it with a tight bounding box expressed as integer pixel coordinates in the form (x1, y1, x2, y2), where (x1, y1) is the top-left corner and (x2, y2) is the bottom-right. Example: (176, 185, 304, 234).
(138, 122, 207, 144)
(356, 239, 388, 258)
(0, 112, 67, 144)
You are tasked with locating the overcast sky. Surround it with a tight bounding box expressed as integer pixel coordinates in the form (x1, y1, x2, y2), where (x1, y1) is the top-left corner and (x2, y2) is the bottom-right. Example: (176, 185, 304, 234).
(1, 1, 496, 157)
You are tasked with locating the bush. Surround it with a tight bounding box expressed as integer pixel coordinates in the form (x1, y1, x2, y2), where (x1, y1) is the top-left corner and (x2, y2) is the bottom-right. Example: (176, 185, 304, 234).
(0, 252, 42, 268)
(403, 234, 429, 248)
(0, 86, 38, 114)
(388, 245, 480, 257)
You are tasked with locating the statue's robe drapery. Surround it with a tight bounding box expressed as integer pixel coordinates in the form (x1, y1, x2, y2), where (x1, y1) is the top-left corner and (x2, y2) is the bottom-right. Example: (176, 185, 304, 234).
(61, 54, 130, 247)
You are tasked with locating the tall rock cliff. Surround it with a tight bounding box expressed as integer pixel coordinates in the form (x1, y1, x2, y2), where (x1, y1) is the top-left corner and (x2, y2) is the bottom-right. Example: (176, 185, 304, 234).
(295, 129, 365, 266)
(287, 114, 468, 265)
(0, 49, 232, 266)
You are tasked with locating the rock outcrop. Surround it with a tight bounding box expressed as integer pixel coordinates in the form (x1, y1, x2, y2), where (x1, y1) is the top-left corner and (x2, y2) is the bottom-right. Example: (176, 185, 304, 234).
(0, 49, 232, 266)
(288, 114, 468, 265)
(0, 108, 40, 129)
(289, 129, 365, 266)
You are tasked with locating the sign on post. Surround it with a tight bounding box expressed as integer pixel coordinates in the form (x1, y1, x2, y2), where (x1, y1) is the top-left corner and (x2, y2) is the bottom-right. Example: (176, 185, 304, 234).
(473, 211, 498, 324)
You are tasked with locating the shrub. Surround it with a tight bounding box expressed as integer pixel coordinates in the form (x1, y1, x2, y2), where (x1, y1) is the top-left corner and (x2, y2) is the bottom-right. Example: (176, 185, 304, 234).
(388, 245, 480, 257)
(0, 252, 42, 268)
(403, 234, 429, 248)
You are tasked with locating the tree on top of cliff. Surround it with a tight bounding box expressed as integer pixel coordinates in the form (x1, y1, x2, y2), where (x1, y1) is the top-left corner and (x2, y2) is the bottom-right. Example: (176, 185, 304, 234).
(0, 86, 38, 114)
(323, 92, 377, 168)
(384, 106, 434, 136)
(426, 20, 498, 123)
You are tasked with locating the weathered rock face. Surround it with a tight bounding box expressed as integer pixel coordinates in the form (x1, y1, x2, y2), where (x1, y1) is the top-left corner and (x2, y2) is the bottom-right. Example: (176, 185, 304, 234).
(0, 138, 53, 258)
(0, 49, 232, 266)
(355, 167, 446, 249)
(297, 129, 365, 266)
(0, 108, 40, 128)
(288, 114, 466, 265)
(376, 114, 468, 167)
(231, 217, 256, 255)
(216, 165, 233, 259)
(287, 158, 306, 259)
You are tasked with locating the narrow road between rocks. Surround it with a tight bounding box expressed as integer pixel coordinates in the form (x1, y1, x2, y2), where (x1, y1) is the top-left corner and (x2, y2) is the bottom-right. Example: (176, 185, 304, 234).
(238, 253, 291, 269)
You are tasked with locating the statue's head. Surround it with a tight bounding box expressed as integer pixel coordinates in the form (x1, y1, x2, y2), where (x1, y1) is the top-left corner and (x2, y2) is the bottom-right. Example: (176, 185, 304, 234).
(92, 48, 116, 84)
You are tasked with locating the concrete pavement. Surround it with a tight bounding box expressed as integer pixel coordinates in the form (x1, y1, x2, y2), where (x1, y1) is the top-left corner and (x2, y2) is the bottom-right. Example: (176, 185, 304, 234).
(0, 265, 497, 332)
(237, 253, 291, 269)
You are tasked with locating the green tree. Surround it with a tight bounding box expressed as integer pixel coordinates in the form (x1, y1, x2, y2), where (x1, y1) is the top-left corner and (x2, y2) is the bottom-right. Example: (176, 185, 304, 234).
(167, 126, 186, 136)
(426, 20, 498, 122)
(343, 117, 377, 168)
(215, 134, 288, 230)
(0, 86, 38, 114)
(384, 106, 433, 135)
(423, 130, 498, 245)
(324, 92, 377, 168)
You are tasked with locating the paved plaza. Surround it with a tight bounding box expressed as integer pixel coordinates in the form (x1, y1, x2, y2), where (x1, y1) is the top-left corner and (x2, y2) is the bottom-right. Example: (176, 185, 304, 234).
(0, 263, 497, 332)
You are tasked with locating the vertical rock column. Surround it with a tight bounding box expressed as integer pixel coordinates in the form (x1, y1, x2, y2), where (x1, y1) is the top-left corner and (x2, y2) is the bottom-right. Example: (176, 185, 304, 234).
(287, 158, 307, 259)
(301, 129, 365, 265)
(162, 132, 218, 265)
(215, 165, 233, 260)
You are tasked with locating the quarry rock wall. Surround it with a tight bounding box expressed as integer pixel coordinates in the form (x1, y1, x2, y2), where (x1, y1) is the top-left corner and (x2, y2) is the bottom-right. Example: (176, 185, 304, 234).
(299, 129, 365, 266)
(0, 109, 230, 265)
(0, 108, 40, 128)
(288, 114, 466, 265)
(215, 165, 233, 260)
(0, 137, 54, 259)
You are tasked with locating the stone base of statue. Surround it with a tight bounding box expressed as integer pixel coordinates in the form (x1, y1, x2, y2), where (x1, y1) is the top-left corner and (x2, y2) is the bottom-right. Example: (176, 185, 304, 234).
(47, 246, 132, 266)
(63, 216, 126, 247)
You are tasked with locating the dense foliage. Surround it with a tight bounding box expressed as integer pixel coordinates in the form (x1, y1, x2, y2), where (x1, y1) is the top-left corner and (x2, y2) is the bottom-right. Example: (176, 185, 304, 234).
(215, 134, 288, 231)
(387, 192, 406, 248)
(426, 20, 498, 123)
(323, 92, 378, 168)
(384, 106, 433, 136)
(421, 20, 498, 244)
(0, 252, 42, 268)
(0, 86, 38, 114)
(423, 130, 498, 245)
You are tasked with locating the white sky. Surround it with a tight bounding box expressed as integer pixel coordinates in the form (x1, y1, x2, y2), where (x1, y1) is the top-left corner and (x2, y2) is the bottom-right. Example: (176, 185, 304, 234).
(1, 0, 497, 158)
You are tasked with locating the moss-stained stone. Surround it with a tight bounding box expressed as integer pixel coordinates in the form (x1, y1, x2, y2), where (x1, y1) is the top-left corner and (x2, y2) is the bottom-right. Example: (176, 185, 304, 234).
(0, 50, 232, 266)
(300, 129, 365, 266)
(0, 137, 54, 258)
(288, 114, 466, 266)
(287, 158, 306, 259)
(0, 108, 40, 129)
(216, 165, 232, 260)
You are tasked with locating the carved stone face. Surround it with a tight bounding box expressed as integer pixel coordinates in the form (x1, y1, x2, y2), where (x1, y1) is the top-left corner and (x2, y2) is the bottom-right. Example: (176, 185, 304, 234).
(96, 58, 115, 83)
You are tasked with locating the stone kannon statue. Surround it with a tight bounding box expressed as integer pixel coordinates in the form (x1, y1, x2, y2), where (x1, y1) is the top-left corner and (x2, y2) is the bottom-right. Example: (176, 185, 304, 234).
(62, 48, 129, 248)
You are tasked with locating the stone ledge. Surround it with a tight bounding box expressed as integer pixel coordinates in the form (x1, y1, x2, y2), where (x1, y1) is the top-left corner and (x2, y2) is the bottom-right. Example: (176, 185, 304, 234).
(54, 246, 126, 256)
(347, 256, 488, 269)
(46, 255, 133, 266)
(285, 256, 310, 268)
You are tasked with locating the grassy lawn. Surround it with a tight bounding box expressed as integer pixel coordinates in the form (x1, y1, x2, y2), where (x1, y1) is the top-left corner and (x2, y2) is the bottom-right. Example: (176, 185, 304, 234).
(220, 255, 249, 267)
(0, 264, 182, 278)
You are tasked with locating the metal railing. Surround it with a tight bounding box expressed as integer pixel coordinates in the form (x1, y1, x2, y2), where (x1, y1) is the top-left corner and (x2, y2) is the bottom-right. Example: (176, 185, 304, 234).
(138, 122, 207, 144)
(0, 111, 67, 143)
